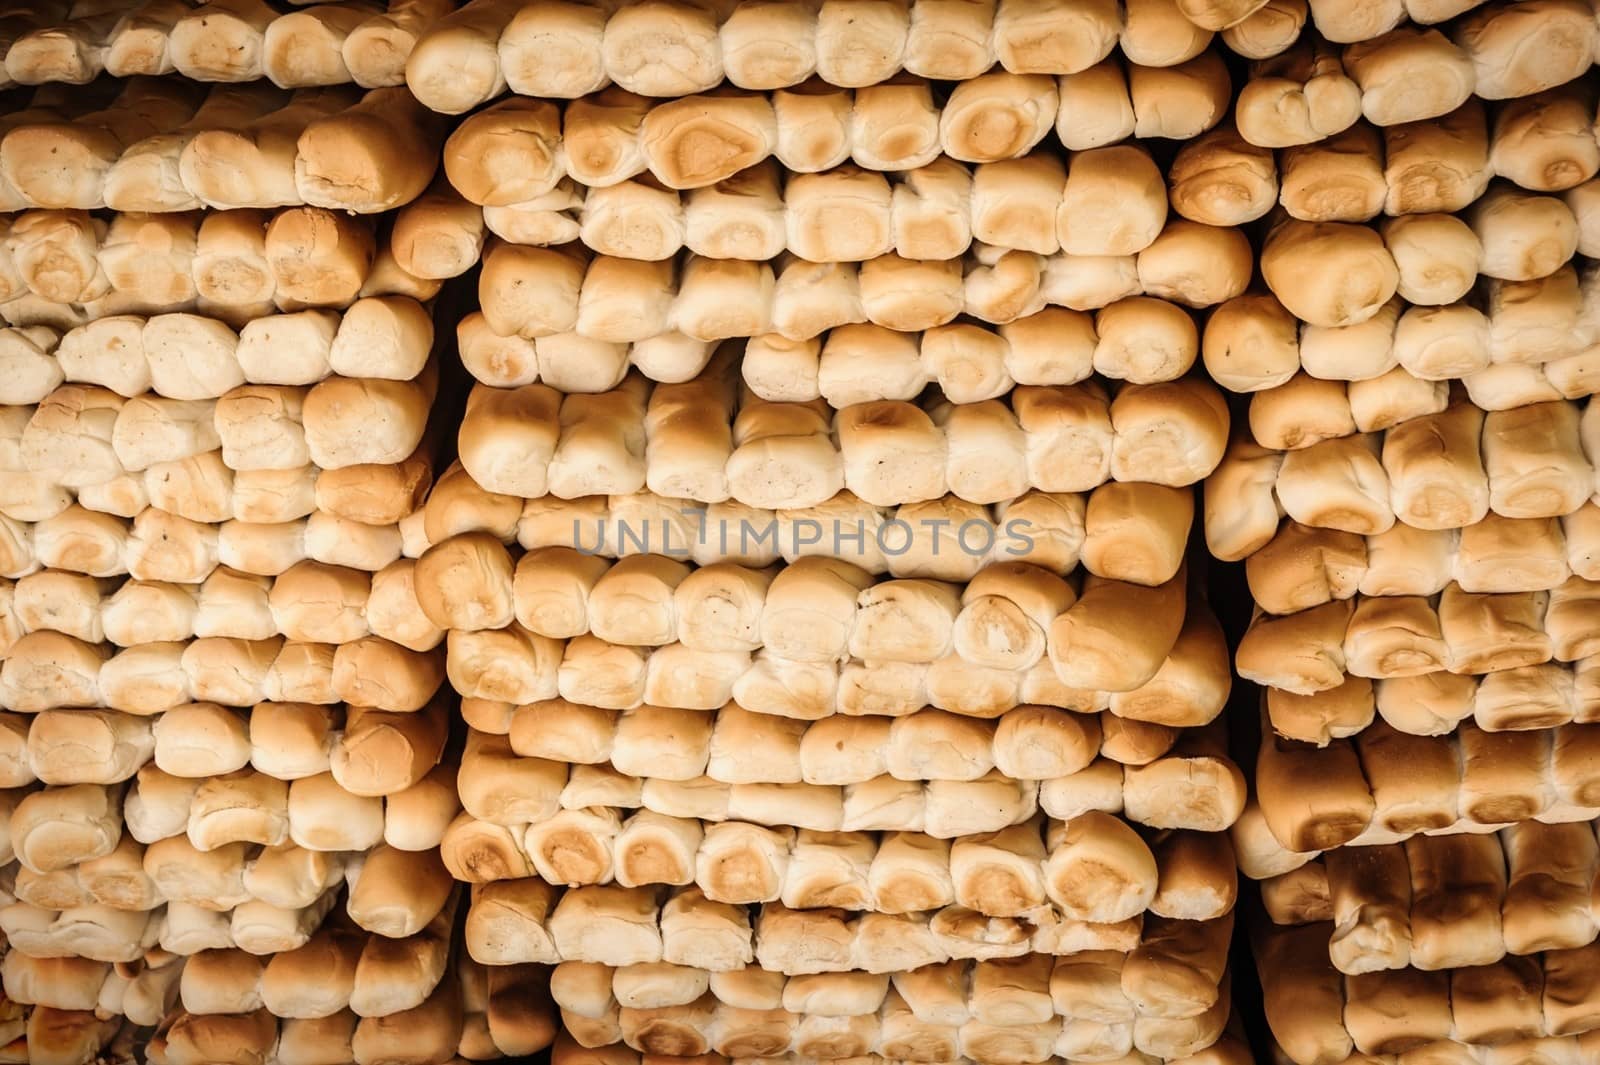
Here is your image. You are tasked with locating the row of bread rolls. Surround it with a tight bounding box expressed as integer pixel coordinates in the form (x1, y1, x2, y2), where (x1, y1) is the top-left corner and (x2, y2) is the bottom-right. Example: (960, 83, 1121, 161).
(443, 66, 1237, 199)
(7, 835, 350, 915)
(0, 479, 1118, 593)
(440, 732, 1244, 854)
(5, 843, 455, 939)
(459, 267, 1231, 392)
(553, 1028, 1254, 1065)
(0, 1004, 128, 1065)
(429, 103, 1600, 273)
(401, 0, 1561, 111)
(0, 211, 442, 319)
(0, 446, 438, 549)
(494, 699, 1205, 780)
(435, 109, 1600, 267)
(1207, 399, 1600, 560)
(421, 547, 1202, 668)
(0, 80, 445, 213)
(0, 252, 440, 344)
(160, 944, 548, 1035)
(1235, 22, 1600, 149)
(557, 976, 1230, 1061)
(1237, 579, 1599, 693)
(146, 975, 478, 1065)
(1258, 921, 1600, 1064)
(1246, 517, 1600, 616)
(1271, 1032, 1600, 1065)
(0, 299, 435, 406)
(456, 375, 1228, 510)
(446, 769, 1235, 923)
(0, 582, 1219, 724)
(1, 635, 446, 752)
(3, 940, 176, 1026)
(434, 597, 1216, 720)
(144, 957, 553, 1063)
(1242, 373, 1597, 465)
(11, 372, 436, 498)
(1259, 819, 1600, 973)
(1247, 718, 1600, 858)
(553, 940, 1233, 1031)
(448, 157, 1222, 271)
(441, 84, 1600, 222)
(1208, 277, 1600, 399)
(0, 0, 451, 89)
(472, 312, 1213, 408)
(458, 238, 1600, 395)
(465, 244, 1249, 354)
(409, 0, 1222, 111)
(9, 770, 450, 879)
(0, 507, 423, 586)
(464, 877, 1224, 974)
(0, 418, 436, 546)
(1265, 656, 1600, 744)
(2, 890, 338, 962)
(434, 460, 1185, 589)
(440, 482, 1150, 584)
(431, 71, 1600, 229)
(424, 552, 1226, 711)
(0, 699, 455, 793)
(0, 561, 443, 650)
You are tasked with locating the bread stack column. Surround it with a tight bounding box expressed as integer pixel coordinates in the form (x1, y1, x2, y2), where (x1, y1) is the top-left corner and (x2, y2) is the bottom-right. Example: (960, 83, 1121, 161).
(391, 6, 1262, 1062)
(1189, 4, 1600, 1055)
(0, 26, 556, 1065)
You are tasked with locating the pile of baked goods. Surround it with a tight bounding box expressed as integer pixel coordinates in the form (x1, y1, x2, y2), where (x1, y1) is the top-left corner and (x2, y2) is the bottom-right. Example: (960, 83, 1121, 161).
(0, 0, 1594, 1062)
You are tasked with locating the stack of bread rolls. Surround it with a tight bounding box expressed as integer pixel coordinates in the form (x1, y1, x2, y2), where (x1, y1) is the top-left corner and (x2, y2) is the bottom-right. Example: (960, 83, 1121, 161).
(0, 0, 452, 89)
(387, 8, 1251, 1062)
(1183, 0, 1600, 1058)
(0, 27, 546, 1059)
(6, 0, 1597, 1060)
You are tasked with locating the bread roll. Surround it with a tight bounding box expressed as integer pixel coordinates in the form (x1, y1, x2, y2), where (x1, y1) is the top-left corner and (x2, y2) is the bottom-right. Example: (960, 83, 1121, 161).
(290, 86, 443, 213)
(1277, 124, 1386, 223)
(1484, 401, 1591, 519)
(1452, 0, 1597, 101)
(938, 72, 1056, 163)
(1110, 378, 1230, 487)
(401, 0, 518, 114)
(607, 809, 698, 889)
(1382, 99, 1490, 215)
(1051, 147, 1165, 259)
(1492, 87, 1600, 193)
(1167, 125, 1279, 229)
(1343, 28, 1474, 128)
(1122, 0, 1212, 65)
(1041, 811, 1157, 922)
(1220, 0, 1304, 55)
(334, 0, 451, 87)
(1400, 831, 1506, 971)
(258, 4, 367, 88)
(1129, 51, 1232, 141)
(636, 93, 776, 192)
(1261, 218, 1399, 330)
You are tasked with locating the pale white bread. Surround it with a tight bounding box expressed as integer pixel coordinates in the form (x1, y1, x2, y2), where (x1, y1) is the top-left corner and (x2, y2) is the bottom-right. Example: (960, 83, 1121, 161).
(260, 4, 371, 90)
(1452, 0, 1597, 101)
(1382, 98, 1490, 215)
(1491, 86, 1600, 194)
(294, 86, 446, 213)
(1468, 183, 1579, 283)
(1122, 0, 1212, 67)
(21, 709, 145, 791)
(286, 771, 384, 853)
(179, 88, 358, 211)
